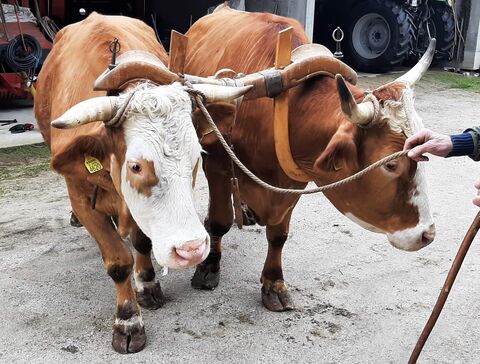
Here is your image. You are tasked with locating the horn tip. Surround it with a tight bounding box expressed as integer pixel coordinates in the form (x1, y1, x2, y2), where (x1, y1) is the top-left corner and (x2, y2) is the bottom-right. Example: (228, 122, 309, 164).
(51, 119, 69, 129)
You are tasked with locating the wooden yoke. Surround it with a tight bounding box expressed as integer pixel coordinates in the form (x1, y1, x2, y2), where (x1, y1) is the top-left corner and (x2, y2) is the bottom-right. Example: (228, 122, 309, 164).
(168, 30, 188, 74)
(274, 27, 311, 182)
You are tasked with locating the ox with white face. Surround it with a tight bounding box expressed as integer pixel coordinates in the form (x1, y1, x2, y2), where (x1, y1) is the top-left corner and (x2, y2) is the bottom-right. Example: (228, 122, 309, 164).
(119, 84, 209, 268)
(51, 81, 252, 269)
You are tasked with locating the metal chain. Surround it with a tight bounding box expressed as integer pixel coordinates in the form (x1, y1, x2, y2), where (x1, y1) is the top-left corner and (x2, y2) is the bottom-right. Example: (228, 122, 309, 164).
(187, 89, 410, 195)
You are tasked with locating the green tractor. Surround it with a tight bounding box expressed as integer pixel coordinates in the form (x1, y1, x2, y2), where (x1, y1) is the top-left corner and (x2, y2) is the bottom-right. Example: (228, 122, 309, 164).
(314, 0, 455, 72)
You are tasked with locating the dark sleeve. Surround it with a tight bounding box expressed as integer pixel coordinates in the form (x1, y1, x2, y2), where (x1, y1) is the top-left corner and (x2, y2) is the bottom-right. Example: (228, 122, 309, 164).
(447, 132, 474, 157)
(465, 127, 480, 161)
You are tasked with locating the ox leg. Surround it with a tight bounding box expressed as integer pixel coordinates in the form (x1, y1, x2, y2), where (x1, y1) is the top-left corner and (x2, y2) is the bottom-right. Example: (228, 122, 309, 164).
(191, 163, 232, 290)
(69, 192, 145, 354)
(131, 227, 166, 310)
(261, 214, 295, 312)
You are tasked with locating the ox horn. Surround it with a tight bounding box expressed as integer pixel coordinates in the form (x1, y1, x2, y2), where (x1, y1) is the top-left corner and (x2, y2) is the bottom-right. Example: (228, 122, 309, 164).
(336, 74, 375, 126)
(395, 38, 436, 86)
(51, 96, 121, 129)
(190, 84, 253, 103)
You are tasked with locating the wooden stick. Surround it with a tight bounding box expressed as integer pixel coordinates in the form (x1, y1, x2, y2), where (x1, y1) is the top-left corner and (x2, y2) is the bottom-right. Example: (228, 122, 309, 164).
(168, 30, 188, 74)
(408, 210, 480, 364)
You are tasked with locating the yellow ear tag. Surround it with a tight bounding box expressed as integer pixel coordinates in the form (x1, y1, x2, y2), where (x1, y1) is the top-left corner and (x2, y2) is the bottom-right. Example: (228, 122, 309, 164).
(84, 156, 103, 174)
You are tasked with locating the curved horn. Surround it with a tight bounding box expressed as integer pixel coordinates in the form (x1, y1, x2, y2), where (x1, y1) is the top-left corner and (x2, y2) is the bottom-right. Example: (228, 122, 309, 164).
(395, 38, 436, 86)
(336, 74, 375, 126)
(191, 84, 253, 103)
(51, 96, 121, 129)
(94, 50, 180, 91)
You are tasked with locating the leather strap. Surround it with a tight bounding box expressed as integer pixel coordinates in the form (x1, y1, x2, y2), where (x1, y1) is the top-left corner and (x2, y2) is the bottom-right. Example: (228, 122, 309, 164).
(259, 70, 283, 97)
(273, 27, 311, 183)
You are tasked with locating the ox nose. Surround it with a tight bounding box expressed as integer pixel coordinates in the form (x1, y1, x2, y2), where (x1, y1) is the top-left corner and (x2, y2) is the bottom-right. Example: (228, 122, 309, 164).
(421, 223, 436, 246)
(173, 238, 209, 268)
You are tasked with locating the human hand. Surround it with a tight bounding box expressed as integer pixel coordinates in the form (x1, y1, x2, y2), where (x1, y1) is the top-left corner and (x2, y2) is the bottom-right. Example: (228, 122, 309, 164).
(404, 128, 453, 161)
(474, 180, 480, 207)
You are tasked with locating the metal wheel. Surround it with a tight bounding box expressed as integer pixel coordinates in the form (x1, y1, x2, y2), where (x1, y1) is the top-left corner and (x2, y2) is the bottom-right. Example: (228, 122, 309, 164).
(352, 13, 391, 60)
(343, 0, 414, 73)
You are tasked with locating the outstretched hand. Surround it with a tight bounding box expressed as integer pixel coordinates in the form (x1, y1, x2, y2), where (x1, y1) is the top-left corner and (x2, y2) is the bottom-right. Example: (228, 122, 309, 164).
(404, 128, 453, 161)
(474, 180, 480, 207)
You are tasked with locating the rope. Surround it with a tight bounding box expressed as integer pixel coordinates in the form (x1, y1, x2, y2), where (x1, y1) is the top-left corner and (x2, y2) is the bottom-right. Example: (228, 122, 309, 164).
(186, 87, 410, 195)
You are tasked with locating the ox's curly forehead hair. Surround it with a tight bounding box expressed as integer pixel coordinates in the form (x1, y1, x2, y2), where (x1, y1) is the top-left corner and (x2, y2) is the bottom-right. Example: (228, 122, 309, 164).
(379, 88, 422, 138)
(122, 82, 201, 163)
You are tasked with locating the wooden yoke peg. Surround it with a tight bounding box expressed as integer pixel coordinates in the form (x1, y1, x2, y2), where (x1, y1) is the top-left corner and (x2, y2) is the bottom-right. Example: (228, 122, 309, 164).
(168, 30, 188, 74)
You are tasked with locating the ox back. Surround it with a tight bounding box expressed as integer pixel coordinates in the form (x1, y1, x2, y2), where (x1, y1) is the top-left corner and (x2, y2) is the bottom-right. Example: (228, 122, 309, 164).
(35, 13, 167, 148)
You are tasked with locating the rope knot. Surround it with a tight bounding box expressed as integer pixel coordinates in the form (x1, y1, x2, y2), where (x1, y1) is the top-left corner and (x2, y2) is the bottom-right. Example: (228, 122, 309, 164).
(183, 81, 207, 110)
(357, 91, 381, 129)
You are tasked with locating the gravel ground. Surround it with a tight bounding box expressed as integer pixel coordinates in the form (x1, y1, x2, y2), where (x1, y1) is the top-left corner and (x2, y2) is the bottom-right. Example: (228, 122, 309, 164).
(1, 72, 480, 364)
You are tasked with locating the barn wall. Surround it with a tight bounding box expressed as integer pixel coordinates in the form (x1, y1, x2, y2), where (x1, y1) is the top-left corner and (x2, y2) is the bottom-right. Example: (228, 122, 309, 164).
(229, 0, 315, 40)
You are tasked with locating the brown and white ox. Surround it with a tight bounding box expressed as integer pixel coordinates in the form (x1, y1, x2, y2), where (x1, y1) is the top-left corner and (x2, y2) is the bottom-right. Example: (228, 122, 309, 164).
(35, 13, 250, 353)
(181, 6, 436, 311)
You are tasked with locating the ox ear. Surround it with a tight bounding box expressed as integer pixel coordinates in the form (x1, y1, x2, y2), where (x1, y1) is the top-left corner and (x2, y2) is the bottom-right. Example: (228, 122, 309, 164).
(192, 102, 237, 146)
(51, 134, 109, 175)
(314, 125, 359, 173)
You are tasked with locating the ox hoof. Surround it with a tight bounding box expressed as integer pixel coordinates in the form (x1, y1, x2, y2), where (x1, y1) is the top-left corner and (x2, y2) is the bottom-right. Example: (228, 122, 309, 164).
(112, 315, 146, 354)
(191, 263, 220, 290)
(135, 281, 165, 310)
(261, 280, 295, 312)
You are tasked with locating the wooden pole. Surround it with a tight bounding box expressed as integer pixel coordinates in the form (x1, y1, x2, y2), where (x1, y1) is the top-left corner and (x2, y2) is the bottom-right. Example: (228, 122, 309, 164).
(168, 30, 188, 74)
(408, 210, 480, 363)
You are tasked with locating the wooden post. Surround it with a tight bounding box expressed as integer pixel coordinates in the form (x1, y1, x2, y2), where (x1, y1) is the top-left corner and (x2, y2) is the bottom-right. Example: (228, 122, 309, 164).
(273, 27, 310, 182)
(168, 30, 188, 74)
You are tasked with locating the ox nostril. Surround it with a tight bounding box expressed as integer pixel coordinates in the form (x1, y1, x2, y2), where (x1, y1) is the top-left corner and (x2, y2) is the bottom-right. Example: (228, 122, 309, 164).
(421, 224, 436, 246)
(174, 239, 208, 261)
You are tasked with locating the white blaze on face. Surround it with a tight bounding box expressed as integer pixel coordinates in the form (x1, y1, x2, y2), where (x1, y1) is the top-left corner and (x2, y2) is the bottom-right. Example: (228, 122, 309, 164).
(386, 88, 435, 251)
(119, 83, 209, 268)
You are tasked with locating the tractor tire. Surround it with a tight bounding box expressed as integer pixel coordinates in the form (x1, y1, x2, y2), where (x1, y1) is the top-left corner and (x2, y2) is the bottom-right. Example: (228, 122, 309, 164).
(429, 4, 455, 62)
(342, 0, 414, 72)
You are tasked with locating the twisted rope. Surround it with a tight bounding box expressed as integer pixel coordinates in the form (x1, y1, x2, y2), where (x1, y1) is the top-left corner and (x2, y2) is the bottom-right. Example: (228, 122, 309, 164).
(187, 88, 410, 195)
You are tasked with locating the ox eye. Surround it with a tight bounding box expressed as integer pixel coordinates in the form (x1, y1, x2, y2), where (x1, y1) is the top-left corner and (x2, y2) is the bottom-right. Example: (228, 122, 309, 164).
(129, 162, 142, 174)
(384, 162, 398, 173)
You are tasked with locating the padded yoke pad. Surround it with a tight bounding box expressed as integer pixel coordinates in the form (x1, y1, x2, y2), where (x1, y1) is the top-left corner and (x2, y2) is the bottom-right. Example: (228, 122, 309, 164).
(288, 43, 358, 85)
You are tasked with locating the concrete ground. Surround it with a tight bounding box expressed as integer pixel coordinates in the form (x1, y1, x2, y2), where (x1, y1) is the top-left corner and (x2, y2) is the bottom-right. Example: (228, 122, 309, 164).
(1, 72, 480, 364)
(0, 102, 42, 148)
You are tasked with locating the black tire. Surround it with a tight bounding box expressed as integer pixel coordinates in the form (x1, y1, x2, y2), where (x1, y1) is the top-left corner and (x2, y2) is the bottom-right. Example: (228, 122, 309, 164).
(342, 0, 414, 72)
(429, 3, 455, 62)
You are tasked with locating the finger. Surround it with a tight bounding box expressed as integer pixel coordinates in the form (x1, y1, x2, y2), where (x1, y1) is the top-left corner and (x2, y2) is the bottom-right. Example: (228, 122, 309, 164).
(407, 154, 429, 162)
(475, 180, 480, 190)
(404, 129, 429, 150)
(473, 196, 480, 207)
(408, 145, 429, 160)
